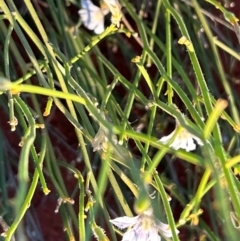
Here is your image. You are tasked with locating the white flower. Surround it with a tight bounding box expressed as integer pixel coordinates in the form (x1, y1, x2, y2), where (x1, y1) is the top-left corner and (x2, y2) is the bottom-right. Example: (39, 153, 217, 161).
(103, 0, 122, 27)
(78, 0, 109, 34)
(158, 121, 203, 152)
(110, 208, 179, 241)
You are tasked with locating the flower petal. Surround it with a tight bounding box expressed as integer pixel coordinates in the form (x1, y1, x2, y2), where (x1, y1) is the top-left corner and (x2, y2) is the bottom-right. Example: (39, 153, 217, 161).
(148, 231, 161, 241)
(78, 0, 105, 34)
(82, 0, 99, 10)
(158, 131, 176, 145)
(156, 220, 179, 238)
(192, 135, 204, 146)
(94, 22, 105, 34)
(110, 209, 178, 241)
(109, 216, 139, 229)
(158, 126, 203, 152)
(185, 137, 196, 152)
(122, 229, 138, 241)
(170, 138, 182, 150)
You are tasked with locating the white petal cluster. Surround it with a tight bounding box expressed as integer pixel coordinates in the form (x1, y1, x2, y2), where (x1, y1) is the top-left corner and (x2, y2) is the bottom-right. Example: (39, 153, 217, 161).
(110, 208, 179, 241)
(78, 0, 109, 34)
(158, 123, 203, 152)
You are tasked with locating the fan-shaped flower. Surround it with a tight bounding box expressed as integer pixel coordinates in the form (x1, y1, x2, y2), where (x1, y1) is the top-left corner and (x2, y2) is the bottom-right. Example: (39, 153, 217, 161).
(110, 208, 179, 241)
(78, 0, 109, 34)
(158, 120, 203, 152)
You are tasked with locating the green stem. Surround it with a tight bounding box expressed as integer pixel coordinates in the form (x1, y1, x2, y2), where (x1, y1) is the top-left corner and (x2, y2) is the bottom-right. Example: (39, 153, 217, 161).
(146, 0, 162, 67)
(193, 0, 239, 124)
(141, 77, 165, 169)
(154, 174, 180, 241)
(5, 127, 46, 241)
(179, 168, 211, 225)
(192, 0, 240, 221)
(166, 9, 173, 104)
(69, 24, 117, 65)
(4, 24, 16, 131)
(14, 96, 36, 212)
